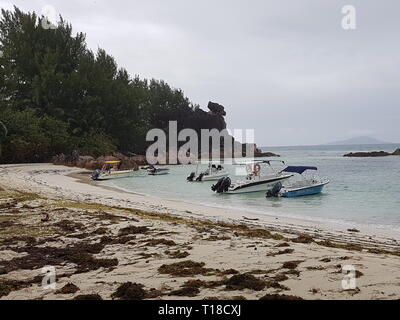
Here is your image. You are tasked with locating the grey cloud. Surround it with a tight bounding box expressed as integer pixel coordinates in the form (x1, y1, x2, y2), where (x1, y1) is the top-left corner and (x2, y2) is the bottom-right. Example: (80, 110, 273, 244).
(4, 0, 400, 145)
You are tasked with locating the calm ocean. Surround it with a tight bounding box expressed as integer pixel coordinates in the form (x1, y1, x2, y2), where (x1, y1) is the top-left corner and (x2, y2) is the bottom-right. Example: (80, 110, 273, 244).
(111, 144, 400, 232)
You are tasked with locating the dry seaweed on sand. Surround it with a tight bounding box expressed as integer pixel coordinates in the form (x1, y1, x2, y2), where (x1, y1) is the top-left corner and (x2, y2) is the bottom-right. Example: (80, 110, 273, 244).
(112, 282, 146, 300)
(282, 260, 304, 270)
(165, 250, 190, 259)
(182, 279, 224, 289)
(54, 220, 85, 232)
(168, 286, 200, 297)
(158, 260, 217, 277)
(224, 273, 266, 291)
(275, 242, 290, 247)
(259, 294, 303, 300)
(73, 294, 103, 300)
(118, 225, 149, 236)
(145, 238, 176, 246)
(1, 242, 118, 274)
(267, 248, 294, 257)
(291, 234, 314, 244)
(56, 283, 79, 294)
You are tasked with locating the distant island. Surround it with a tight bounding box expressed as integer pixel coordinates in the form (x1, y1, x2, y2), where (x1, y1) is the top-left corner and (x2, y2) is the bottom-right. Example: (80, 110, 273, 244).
(344, 148, 400, 157)
(324, 136, 391, 146)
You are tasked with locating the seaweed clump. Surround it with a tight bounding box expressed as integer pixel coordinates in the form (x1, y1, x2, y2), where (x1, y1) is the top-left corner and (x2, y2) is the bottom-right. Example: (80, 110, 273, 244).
(56, 283, 79, 294)
(224, 274, 266, 291)
(158, 260, 216, 277)
(112, 282, 146, 300)
(118, 226, 149, 236)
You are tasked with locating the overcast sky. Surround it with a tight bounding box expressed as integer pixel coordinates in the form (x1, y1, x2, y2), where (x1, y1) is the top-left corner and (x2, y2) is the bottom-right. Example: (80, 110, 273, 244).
(2, 0, 400, 146)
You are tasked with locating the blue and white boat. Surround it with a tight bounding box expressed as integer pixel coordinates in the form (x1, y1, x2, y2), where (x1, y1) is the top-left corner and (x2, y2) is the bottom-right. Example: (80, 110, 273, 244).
(267, 166, 329, 198)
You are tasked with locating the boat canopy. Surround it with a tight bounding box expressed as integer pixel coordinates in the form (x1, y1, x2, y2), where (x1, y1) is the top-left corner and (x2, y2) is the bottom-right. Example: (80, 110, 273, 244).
(281, 166, 317, 174)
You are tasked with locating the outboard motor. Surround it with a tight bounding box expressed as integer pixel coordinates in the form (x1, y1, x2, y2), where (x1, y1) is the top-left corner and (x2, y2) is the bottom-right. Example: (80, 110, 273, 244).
(187, 172, 196, 182)
(218, 177, 231, 193)
(91, 169, 101, 181)
(212, 177, 231, 193)
(266, 182, 283, 197)
(211, 177, 224, 192)
(196, 173, 205, 182)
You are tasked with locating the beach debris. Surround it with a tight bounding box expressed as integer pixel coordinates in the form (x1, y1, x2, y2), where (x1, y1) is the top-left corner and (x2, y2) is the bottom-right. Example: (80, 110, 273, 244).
(145, 238, 176, 246)
(165, 250, 190, 259)
(1, 242, 118, 274)
(320, 258, 331, 263)
(242, 216, 259, 221)
(41, 213, 50, 222)
(56, 283, 79, 294)
(168, 286, 200, 297)
(260, 294, 303, 300)
(275, 242, 290, 247)
(112, 282, 146, 300)
(267, 248, 294, 257)
(282, 260, 303, 270)
(224, 274, 266, 291)
(54, 220, 84, 232)
(118, 225, 149, 236)
(347, 228, 360, 233)
(291, 234, 314, 244)
(158, 260, 217, 277)
(73, 294, 103, 300)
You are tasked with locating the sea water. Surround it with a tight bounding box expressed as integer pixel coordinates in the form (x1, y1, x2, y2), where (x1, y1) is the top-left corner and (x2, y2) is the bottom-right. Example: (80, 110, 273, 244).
(110, 144, 400, 232)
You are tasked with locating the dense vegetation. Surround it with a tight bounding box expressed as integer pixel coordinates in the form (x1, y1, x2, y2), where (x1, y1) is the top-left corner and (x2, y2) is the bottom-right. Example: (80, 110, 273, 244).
(0, 7, 226, 163)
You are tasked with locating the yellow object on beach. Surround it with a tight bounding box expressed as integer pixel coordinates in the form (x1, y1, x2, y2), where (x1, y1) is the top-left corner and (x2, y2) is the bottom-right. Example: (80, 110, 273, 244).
(104, 161, 121, 164)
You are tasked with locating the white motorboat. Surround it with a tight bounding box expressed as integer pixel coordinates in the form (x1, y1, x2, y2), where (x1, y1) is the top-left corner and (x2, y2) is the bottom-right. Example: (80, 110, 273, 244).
(91, 161, 136, 181)
(187, 162, 229, 182)
(211, 160, 293, 194)
(266, 166, 329, 198)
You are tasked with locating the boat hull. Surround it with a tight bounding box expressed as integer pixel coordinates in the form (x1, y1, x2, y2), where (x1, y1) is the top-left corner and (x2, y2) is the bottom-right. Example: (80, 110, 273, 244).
(96, 170, 136, 180)
(199, 172, 229, 182)
(226, 175, 292, 194)
(281, 182, 328, 198)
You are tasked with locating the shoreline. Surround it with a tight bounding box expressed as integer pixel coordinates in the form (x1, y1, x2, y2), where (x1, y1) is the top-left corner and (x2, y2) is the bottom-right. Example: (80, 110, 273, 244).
(1, 163, 400, 300)
(1, 163, 399, 248)
(106, 178, 400, 240)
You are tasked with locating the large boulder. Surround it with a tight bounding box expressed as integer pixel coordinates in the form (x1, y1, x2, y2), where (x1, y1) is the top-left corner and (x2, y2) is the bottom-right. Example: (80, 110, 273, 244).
(207, 101, 226, 116)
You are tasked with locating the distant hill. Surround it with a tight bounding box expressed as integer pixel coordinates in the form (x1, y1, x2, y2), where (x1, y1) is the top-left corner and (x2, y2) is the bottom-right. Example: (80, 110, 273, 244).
(324, 136, 391, 145)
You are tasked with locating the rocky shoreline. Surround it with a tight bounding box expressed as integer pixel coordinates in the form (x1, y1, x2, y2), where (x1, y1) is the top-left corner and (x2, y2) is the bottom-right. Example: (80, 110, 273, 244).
(344, 148, 400, 157)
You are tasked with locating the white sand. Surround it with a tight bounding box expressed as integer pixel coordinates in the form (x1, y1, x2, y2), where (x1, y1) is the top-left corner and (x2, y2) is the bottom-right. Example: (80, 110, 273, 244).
(1, 163, 399, 300)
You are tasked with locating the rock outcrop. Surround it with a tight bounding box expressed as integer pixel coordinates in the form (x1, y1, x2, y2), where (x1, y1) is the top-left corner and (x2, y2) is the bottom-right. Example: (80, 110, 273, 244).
(53, 152, 146, 170)
(207, 101, 226, 116)
(344, 148, 400, 157)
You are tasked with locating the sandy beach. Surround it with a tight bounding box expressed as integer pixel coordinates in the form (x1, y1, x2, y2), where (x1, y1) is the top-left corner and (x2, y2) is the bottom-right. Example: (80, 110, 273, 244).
(0, 163, 399, 300)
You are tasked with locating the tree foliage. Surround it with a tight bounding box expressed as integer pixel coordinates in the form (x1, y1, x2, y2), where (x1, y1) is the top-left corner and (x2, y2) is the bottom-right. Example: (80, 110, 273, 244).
(0, 7, 225, 163)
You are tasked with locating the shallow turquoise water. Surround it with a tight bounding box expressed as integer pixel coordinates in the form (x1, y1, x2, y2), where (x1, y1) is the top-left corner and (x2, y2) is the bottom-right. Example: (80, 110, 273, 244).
(111, 144, 400, 231)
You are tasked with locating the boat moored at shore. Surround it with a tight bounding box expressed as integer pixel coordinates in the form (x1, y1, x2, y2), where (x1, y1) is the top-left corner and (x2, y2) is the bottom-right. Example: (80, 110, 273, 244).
(211, 160, 293, 194)
(91, 161, 136, 181)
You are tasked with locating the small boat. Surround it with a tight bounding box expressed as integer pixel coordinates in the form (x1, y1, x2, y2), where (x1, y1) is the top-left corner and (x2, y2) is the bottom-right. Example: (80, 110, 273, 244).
(145, 165, 170, 176)
(187, 162, 228, 182)
(266, 166, 329, 198)
(91, 161, 135, 181)
(211, 160, 293, 194)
